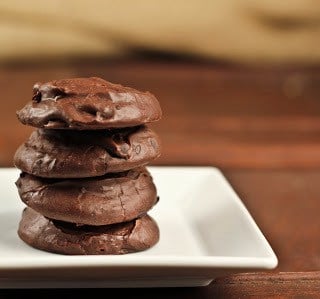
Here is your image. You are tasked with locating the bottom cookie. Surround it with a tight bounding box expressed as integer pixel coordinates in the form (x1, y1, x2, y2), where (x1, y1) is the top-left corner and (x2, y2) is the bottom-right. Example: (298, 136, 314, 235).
(18, 207, 159, 255)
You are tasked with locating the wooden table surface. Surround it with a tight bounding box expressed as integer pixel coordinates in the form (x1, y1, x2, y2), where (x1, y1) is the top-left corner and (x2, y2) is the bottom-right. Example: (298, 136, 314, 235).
(1, 58, 320, 298)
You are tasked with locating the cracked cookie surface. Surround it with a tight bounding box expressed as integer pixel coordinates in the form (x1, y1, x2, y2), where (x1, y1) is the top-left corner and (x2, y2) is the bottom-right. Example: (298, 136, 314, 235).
(16, 167, 158, 226)
(18, 207, 159, 255)
(17, 77, 162, 129)
(14, 125, 161, 178)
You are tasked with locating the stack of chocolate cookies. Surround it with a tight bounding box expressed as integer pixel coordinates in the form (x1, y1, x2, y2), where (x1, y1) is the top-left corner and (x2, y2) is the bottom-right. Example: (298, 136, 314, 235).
(13, 77, 162, 255)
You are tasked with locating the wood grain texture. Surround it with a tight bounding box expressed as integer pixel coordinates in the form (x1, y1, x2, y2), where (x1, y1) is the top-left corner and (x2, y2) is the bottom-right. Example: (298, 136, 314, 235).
(0, 59, 320, 297)
(226, 170, 320, 272)
(1, 60, 320, 168)
(211, 272, 320, 298)
(1, 272, 319, 299)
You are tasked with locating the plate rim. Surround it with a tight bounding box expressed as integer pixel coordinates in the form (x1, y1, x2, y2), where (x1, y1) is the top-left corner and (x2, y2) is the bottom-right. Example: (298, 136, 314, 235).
(0, 166, 278, 272)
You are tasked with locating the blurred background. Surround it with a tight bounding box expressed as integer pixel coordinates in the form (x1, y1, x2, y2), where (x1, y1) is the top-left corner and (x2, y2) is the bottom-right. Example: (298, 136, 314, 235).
(1, 1, 320, 289)
(0, 0, 320, 169)
(1, 0, 320, 65)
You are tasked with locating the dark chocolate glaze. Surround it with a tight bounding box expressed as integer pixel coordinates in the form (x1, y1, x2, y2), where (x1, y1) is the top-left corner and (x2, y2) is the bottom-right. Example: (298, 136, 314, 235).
(18, 207, 159, 255)
(16, 168, 158, 226)
(13, 125, 161, 178)
(17, 77, 162, 129)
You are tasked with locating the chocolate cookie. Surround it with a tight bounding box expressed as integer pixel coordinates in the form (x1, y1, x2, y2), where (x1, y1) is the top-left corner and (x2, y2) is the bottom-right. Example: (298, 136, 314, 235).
(16, 77, 162, 129)
(16, 168, 158, 226)
(18, 207, 159, 255)
(14, 125, 161, 178)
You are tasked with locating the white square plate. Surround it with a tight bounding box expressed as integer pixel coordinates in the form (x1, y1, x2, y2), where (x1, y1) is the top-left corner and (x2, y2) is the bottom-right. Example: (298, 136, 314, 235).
(0, 167, 277, 288)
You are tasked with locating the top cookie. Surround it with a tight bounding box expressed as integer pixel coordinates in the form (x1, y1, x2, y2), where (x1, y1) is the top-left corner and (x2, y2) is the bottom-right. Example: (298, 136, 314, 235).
(16, 77, 162, 129)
